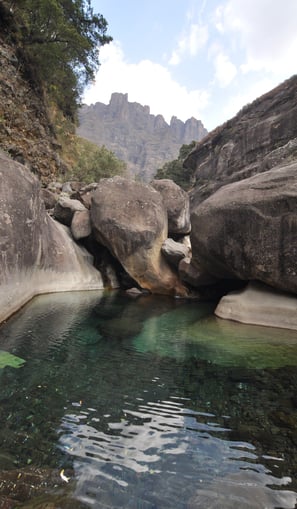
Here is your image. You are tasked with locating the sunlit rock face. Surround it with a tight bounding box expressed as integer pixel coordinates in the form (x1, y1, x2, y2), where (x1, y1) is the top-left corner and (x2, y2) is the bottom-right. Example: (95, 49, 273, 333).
(190, 162, 297, 294)
(0, 150, 103, 323)
(90, 176, 188, 296)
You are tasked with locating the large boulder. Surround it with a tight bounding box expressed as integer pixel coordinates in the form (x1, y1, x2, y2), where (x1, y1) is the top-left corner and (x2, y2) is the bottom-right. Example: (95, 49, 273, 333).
(190, 161, 297, 295)
(71, 210, 92, 240)
(90, 176, 187, 295)
(0, 150, 103, 324)
(53, 196, 86, 226)
(151, 179, 191, 235)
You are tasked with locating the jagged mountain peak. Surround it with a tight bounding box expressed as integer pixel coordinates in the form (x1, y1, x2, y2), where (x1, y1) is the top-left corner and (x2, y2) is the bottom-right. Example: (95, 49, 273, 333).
(77, 94, 207, 181)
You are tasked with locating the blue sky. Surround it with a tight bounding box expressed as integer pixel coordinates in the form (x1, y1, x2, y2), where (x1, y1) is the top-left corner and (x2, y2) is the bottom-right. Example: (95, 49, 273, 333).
(84, 0, 297, 131)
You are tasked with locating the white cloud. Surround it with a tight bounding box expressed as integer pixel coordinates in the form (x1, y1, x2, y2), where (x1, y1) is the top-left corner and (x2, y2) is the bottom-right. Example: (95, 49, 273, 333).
(213, 5, 225, 34)
(169, 23, 208, 66)
(83, 41, 210, 123)
(218, 0, 297, 76)
(213, 51, 237, 87)
(208, 42, 237, 87)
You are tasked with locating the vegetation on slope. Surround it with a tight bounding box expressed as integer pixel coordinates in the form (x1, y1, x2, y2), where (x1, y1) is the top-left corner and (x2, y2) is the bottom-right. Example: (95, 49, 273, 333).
(54, 113, 127, 183)
(0, 0, 127, 183)
(4, 0, 112, 120)
(154, 141, 196, 190)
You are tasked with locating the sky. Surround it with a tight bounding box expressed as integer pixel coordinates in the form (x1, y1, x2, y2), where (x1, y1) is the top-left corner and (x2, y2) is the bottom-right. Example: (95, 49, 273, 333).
(84, 0, 297, 132)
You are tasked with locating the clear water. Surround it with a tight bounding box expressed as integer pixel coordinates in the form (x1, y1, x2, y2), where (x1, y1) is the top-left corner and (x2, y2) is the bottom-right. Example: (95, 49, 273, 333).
(0, 290, 297, 508)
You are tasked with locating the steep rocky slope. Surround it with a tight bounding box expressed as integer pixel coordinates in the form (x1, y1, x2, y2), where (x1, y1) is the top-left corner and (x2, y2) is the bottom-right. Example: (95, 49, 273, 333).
(77, 93, 207, 181)
(185, 75, 297, 207)
(0, 35, 64, 183)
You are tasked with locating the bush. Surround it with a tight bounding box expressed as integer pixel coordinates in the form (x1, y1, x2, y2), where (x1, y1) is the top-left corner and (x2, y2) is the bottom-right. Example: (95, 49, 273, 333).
(154, 141, 196, 190)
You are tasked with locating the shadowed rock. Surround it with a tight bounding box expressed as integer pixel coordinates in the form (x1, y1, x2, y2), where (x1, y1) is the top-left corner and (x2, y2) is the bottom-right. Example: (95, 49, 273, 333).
(54, 196, 86, 226)
(161, 238, 189, 268)
(151, 179, 191, 235)
(40, 188, 58, 209)
(190, 161, 297, 294)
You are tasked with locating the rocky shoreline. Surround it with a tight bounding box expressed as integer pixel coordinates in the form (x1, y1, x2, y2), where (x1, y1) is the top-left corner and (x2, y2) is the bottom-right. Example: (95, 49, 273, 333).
(1, 76, 297, 330)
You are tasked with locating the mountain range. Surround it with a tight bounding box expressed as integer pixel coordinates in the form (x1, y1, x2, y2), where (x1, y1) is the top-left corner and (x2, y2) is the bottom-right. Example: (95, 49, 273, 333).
(77, 93, 207, 181)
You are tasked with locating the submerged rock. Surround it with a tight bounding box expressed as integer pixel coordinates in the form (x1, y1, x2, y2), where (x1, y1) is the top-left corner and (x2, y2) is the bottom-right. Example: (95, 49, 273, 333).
(215, 281, 297, 330)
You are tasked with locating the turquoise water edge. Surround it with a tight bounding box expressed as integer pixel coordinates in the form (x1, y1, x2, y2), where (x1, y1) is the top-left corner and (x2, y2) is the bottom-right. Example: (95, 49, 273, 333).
(0, 290, 297, 508)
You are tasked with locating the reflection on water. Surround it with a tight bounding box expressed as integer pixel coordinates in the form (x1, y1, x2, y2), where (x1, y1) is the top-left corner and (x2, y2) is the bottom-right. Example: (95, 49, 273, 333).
(0, 290, 297, 508)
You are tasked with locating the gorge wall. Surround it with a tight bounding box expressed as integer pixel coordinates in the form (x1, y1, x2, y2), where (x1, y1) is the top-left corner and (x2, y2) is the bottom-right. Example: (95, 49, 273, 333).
(185, 75, 297, 207)
(183, 75, 297, 329)
(0, 34, 64, 184)
(77, 93, 207, 181)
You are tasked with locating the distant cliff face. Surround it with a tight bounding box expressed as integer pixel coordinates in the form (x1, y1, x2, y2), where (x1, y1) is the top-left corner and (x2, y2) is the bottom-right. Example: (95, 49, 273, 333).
(77, 93, 207, 181)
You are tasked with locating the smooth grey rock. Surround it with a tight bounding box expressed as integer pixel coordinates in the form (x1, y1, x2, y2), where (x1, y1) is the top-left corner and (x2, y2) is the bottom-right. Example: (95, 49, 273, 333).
(71, 210, 92, 240)
(215, 281, 297, 330)
(0, 150, 103, 324)
(126, 287, 143, 296)
(152, 179, 191, 235)
(161, 238, 189, 268)
(61, 181, 73, 194)
(47, 181, 62, 193)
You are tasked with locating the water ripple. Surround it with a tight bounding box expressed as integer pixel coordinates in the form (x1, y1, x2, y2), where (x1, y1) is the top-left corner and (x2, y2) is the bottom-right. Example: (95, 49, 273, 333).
(57, 395, 296, 508)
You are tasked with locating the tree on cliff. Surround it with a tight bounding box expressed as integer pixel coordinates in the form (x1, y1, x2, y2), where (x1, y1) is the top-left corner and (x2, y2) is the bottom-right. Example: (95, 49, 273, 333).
(155, 141, 196, 190)
(13, 0, 112, 119)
